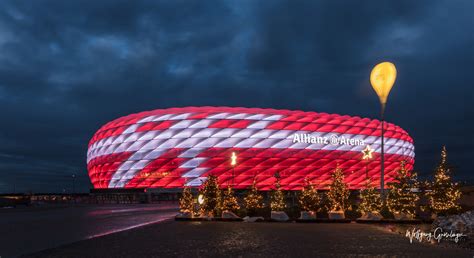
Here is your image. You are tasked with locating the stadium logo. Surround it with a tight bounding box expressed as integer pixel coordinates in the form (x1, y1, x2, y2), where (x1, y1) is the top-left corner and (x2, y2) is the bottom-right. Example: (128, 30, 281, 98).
(292, 133, 365, 146)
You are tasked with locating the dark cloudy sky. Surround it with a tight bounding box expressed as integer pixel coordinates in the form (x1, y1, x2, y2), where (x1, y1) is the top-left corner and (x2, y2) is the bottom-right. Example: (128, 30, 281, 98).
(0, 1, 473, 193)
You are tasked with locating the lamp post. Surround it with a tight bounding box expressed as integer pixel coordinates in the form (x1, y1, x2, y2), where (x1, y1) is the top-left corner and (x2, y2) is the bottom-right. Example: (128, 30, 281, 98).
(72, 174, 76, 194)
(230, 152, 237, 187)
(71, 174, 77, 204)
(198, 178, 205, 205)
(370, 62, 397, 200)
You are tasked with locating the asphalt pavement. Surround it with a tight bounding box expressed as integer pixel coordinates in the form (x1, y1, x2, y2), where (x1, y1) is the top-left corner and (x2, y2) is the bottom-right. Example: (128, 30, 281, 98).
(0, 204, 178, 257)
(26, 220, 473, 258)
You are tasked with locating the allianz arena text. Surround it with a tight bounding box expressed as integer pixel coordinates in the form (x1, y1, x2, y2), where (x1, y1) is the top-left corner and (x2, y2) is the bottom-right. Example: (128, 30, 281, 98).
(87, 107, 415, 190)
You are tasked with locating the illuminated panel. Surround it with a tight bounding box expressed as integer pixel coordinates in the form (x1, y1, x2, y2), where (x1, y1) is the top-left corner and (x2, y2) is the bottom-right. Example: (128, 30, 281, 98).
(86, 107, 415, 190)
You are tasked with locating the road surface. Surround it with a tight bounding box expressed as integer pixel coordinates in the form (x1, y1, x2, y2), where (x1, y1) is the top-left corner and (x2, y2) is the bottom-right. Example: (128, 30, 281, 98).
(27, 220, 473, 257)
(0, 204, 177, 257)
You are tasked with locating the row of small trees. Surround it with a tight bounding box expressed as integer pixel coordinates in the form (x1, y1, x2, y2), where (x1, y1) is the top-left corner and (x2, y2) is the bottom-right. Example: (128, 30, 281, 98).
(180, 178, 264, 217)
(385, 146, 461, 217)
(180, 146, 461, 218)
(333, 146, 462, 217)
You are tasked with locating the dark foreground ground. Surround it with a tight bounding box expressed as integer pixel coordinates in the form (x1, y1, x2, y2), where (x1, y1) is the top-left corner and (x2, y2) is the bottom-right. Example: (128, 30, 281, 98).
(0, 204, 177, 257)
(26, 221, 473, 258)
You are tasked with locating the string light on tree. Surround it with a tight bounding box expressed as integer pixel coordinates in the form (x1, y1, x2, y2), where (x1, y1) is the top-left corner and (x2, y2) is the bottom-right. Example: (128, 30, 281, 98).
(244, 179, 264, 215)
(426, 146, 461, 215)
(327, 166, 350, 212)
(221, 185, 240, 212)
(358, 178, 382, 214)
(199, 175, 221, 217)
(386, 161, 419, 217)
(179, 186, 194, 214)
(298, 178, 321, 212)
(270, 178, 286, 211)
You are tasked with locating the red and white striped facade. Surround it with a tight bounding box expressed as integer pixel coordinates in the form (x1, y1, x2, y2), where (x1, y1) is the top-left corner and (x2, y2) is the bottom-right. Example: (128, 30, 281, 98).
(87, 107, 414, 190)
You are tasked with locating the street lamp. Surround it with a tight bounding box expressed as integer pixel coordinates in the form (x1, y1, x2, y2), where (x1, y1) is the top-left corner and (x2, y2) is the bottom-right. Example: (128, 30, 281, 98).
(198, 194, 205, 205)
(72, 174, 76, 194)
(230, 152, 237, 187)
(361, 145, 374, 179)
(370, 62, 397, 199)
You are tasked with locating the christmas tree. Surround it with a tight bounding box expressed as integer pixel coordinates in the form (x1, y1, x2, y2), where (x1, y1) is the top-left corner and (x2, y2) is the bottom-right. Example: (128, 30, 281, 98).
(179, 186, 194, 213)
(426, 146, 461, 214)
(270, 178, 286, 211)
(200, 175, 221, 216)
(358, 178, 382, 214)
(327, 167, 350, 211)
(298, 178, 321, 212)
(386, 161, 419, 216)
(244, 179, 264, 214)
(221, 185, 240, 212)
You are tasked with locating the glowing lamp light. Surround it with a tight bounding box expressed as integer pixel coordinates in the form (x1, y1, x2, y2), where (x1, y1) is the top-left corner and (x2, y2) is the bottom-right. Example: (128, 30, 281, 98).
(197, 194, 205, 205)
(370, 62, 397, 105)
(231, 152, 237, 166)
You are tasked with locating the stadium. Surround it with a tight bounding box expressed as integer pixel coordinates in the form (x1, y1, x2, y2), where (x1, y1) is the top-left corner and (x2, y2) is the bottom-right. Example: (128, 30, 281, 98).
(87, 106, 415, 190)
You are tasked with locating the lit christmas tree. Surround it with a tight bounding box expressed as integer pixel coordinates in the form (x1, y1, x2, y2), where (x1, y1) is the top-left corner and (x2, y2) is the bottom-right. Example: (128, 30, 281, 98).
(221, 185, 240, 212)
(386, 161, 419, 217)
(327, 167, 350, 211)
(179, 186, 194, 213)
(200, 175, 221, 216)
(270, 178, 286, 211)
(298, 178, 321, 212)
(358, 178, 382, 214)
(244, 179, 264, 214)
(426, 146, 461, 214)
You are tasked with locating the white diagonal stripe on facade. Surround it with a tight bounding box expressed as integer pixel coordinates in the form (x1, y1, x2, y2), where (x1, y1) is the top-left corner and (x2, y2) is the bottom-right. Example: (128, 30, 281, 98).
(89, 127, 414, 163)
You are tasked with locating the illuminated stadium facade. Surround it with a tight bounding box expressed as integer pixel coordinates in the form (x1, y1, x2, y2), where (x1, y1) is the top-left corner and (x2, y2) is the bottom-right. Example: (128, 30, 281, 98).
(87, 107, 414, 190)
